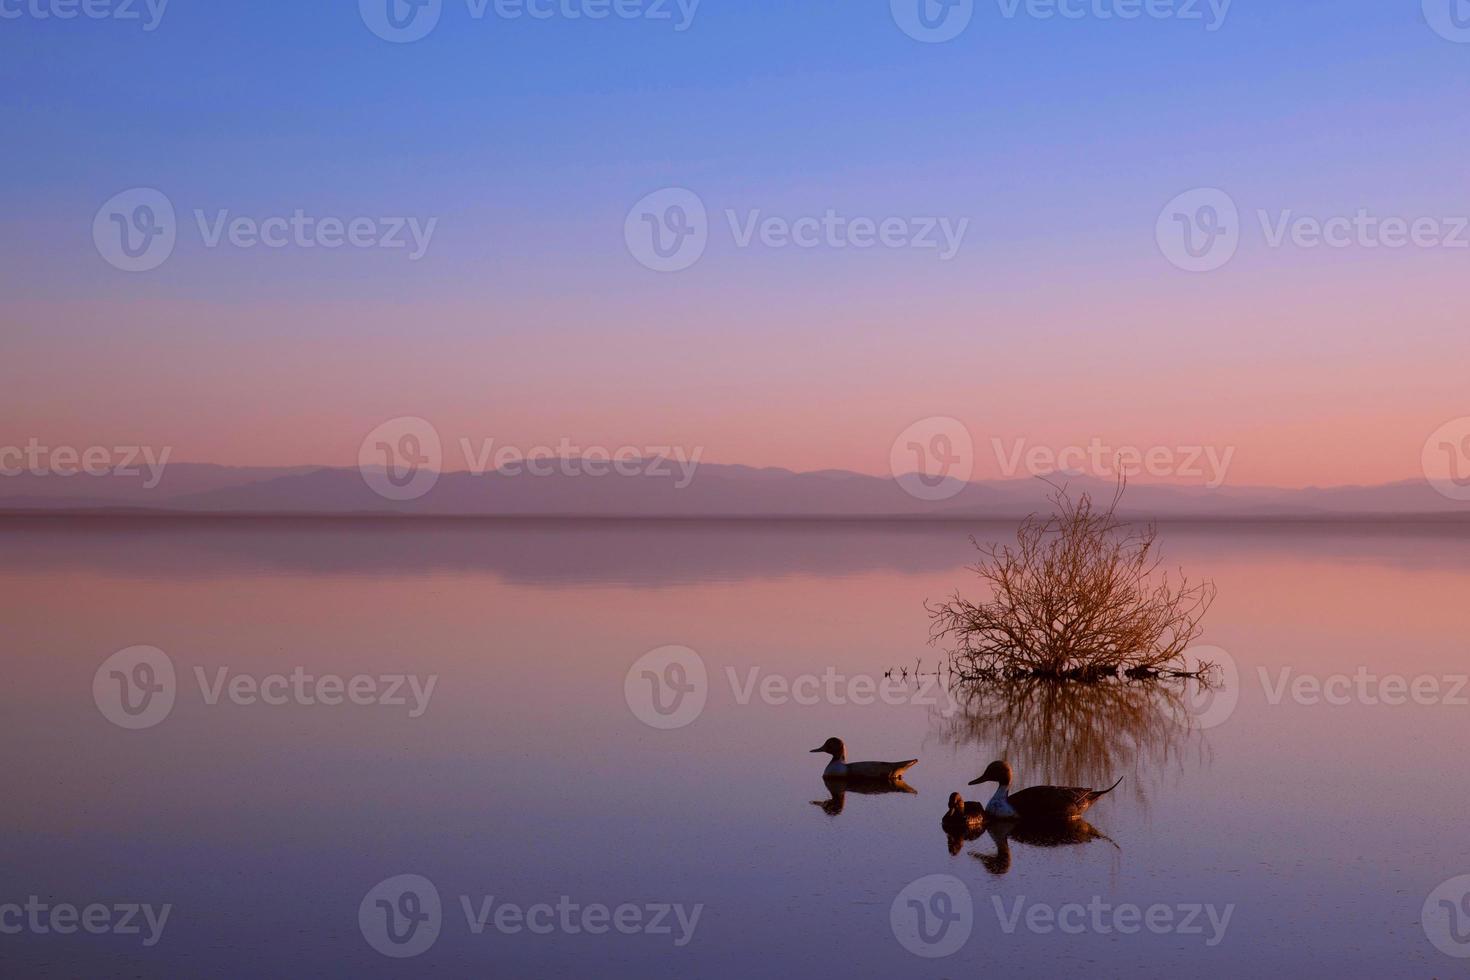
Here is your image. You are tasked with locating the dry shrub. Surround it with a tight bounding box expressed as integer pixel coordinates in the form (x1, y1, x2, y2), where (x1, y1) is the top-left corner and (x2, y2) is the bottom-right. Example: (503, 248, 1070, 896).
(929, 480, 1215, 681)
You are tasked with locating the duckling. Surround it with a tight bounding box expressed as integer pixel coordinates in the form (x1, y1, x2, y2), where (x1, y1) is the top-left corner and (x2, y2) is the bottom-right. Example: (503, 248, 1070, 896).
(941, 792, 986, 833)
(810, 737, 917, 781)
(968, 760, 1121, 821)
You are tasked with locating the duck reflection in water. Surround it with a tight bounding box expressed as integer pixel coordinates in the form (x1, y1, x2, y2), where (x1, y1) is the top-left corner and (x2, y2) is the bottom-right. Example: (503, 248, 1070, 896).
(811, 776, 916, 816)
(951, 818, 1115, 871)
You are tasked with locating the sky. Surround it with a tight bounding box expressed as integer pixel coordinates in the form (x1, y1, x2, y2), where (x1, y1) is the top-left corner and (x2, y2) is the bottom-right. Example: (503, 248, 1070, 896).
(3, 0, 1469, 488)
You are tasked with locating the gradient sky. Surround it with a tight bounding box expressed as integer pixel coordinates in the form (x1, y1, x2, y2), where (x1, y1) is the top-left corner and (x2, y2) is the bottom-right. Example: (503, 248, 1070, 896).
(4, 0, 1469, 487)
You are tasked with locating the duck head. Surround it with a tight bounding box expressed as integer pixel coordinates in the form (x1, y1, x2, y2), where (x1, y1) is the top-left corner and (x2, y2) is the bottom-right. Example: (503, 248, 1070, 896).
(969, 760, 1013, 787)
(947, 792, 965, 814)
(810, 737, 846, 760)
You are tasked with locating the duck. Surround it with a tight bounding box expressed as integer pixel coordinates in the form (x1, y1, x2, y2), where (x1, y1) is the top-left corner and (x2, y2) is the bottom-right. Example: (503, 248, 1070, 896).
(810, 737, 917, 781)
(968, 760, 1121, 821)
(941, 792, 986, 833)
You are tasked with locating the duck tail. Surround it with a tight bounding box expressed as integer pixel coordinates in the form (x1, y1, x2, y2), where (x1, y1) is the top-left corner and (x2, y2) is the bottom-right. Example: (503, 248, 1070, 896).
(1090, 775, 1123, 800)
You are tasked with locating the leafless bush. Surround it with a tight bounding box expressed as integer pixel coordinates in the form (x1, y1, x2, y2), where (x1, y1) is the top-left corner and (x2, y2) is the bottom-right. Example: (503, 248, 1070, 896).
(928, 480, 1215, 681)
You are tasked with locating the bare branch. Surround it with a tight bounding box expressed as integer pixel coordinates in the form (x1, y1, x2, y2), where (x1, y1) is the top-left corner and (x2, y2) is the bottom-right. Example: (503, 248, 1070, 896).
(928, 477, 1216, 680)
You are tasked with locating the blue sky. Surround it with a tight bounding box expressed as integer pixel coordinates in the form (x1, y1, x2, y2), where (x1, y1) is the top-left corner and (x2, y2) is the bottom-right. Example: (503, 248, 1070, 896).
(4, 1, 1470, 484)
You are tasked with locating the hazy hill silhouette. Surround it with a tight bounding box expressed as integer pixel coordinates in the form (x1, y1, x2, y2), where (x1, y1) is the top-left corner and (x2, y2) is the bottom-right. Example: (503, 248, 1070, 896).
(0, 461, 1465, 518)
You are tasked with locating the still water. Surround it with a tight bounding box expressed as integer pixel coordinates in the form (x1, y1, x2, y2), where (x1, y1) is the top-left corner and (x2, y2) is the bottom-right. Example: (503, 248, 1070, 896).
(2, 518, 1468, 976)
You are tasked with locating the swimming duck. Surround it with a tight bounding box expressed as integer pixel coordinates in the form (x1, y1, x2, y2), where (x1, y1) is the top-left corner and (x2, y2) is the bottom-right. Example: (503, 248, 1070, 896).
(968, 760, 1121, 820)
(942, 792, 986, 833)
(810, 737, 917, 781)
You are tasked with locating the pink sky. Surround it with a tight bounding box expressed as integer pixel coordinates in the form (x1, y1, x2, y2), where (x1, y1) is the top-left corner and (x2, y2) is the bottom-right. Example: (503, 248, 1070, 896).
(7, 248, 1465, 489)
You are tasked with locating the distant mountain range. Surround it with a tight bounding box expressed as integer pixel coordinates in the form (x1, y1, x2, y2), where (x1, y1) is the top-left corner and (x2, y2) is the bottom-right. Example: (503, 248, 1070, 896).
(1, 461, 1466, 519)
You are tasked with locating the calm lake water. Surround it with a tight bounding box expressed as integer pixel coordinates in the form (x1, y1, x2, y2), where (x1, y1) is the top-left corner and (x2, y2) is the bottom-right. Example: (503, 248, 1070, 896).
(3, 518, 1468, 977)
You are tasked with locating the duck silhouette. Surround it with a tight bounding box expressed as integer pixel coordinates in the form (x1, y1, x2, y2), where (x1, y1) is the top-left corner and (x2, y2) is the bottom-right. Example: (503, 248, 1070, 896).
(810, 737, 917, 782)
(941, 792, 986, 836)
(968, 760, 1121, 821)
